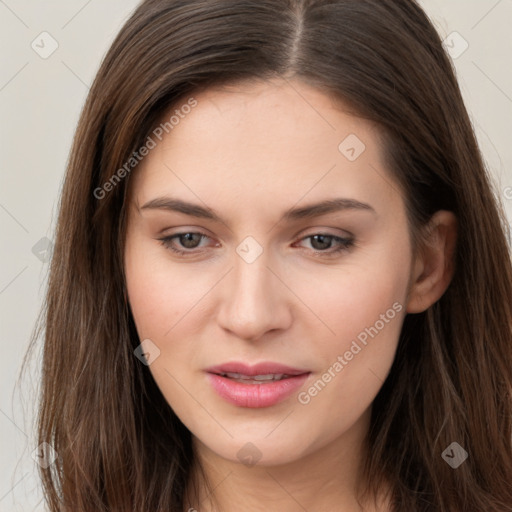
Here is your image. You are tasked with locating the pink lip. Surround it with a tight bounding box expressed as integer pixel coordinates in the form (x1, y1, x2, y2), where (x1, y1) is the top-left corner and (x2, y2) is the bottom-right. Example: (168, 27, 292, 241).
(205, 362, 311, 408)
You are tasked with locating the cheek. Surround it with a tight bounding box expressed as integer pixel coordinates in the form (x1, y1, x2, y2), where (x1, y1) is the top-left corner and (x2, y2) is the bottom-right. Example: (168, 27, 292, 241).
(295, 280, 407, 431)
(290, 247, 410, 352)
(124, 238, 214, 340)
(289, 245, 409, 409)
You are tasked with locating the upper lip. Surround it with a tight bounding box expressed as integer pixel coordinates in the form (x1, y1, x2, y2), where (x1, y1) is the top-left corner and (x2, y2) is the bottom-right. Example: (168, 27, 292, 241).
(205, 362, 310, 376)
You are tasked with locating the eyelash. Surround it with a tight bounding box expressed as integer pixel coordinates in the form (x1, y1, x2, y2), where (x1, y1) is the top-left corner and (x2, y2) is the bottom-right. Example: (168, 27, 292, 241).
(157, 232, 355, 257)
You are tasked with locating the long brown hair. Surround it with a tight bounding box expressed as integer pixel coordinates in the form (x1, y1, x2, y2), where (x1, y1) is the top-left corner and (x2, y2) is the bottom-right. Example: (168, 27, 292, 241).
(27, 0, 512, 510)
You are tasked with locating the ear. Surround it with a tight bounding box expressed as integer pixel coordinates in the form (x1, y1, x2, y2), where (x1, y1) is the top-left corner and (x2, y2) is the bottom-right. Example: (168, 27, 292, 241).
(406, 210, 458, 314)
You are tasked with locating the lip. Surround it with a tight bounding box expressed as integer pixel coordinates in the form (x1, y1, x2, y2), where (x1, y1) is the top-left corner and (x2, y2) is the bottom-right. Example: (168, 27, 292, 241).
(205, 362, 311, 408)
(206, 362, 309, 376)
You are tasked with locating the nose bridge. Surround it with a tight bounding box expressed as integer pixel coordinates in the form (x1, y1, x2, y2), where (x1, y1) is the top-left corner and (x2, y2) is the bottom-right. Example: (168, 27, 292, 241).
(217, 247, 290, 340)
(233, 252, 273, 302)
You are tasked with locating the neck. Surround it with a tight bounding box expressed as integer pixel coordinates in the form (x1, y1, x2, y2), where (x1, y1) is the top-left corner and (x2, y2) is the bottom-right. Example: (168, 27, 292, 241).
(185, 408, 391, 512)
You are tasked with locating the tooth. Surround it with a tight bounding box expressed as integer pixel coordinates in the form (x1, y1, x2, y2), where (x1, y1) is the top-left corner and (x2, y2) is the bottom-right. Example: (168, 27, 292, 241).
(253, 374, 284, 381)
(220, 372, 291, 382)
(225, 372, 250, 379)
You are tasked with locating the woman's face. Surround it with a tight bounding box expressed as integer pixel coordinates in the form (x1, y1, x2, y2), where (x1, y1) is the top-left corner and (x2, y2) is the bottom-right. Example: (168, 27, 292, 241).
(124, 78, 414, 466)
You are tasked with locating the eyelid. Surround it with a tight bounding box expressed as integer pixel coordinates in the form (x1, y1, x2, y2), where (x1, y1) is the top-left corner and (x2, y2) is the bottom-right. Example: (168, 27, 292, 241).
(296, 226, 354, 239)
(156, 230, 217, 257)
(157, 228, 355, 258)
(292, 232, 355, 255)
(158, 227, 352, 243)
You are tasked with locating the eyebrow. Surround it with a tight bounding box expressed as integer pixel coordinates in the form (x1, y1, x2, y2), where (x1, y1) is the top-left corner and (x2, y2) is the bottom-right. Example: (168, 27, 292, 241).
(140, 197, 377, 222)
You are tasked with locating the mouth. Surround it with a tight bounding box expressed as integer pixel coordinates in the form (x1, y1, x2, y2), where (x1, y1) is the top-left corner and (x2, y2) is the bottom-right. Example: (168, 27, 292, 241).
(205, 362, 311, 408)
(215, 372, 296, 384)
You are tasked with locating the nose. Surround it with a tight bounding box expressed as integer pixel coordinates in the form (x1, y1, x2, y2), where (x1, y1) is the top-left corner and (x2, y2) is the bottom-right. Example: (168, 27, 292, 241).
(216, 251, 293, 342)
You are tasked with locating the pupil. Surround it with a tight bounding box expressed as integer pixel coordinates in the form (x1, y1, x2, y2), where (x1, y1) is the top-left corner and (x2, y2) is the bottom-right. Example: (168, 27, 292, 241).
(311, 235, 332, 250)
(180, 233, 200, 248)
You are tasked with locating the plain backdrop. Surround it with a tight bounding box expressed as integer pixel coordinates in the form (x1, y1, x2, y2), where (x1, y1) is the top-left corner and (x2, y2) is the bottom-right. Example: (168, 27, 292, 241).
(1, 0, 511, 510)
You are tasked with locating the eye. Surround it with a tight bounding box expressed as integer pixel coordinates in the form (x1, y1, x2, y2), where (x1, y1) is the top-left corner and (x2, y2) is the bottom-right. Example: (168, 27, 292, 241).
(295, 233, 354, 255)
(157, 232, 213, 255)
(157, 231, 355, 258)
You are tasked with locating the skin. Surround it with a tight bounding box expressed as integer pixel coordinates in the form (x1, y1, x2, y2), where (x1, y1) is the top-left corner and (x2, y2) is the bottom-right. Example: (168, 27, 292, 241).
(124, 78, 457, 512)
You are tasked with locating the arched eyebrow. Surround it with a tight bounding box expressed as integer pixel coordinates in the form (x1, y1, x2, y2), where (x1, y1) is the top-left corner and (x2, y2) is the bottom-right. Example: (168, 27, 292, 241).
(139, 197, 377, 222)
(283, 198, 376, 220)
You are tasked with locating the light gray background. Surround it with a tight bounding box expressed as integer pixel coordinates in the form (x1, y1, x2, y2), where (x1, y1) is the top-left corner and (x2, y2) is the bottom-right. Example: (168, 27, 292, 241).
(1, 1, 511, 510)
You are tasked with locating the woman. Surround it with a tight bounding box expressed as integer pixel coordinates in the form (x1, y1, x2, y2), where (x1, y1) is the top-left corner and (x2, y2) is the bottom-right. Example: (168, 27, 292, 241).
(30, 0, 512, 510)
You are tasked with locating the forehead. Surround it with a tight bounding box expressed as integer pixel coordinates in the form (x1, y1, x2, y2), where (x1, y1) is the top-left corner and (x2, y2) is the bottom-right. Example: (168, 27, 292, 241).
(129, 79, 403, 221)
(156, 79, 378, 165)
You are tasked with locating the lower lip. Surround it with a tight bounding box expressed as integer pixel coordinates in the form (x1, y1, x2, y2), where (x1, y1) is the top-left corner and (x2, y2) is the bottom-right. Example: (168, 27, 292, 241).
(207, 373, 310, 408)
